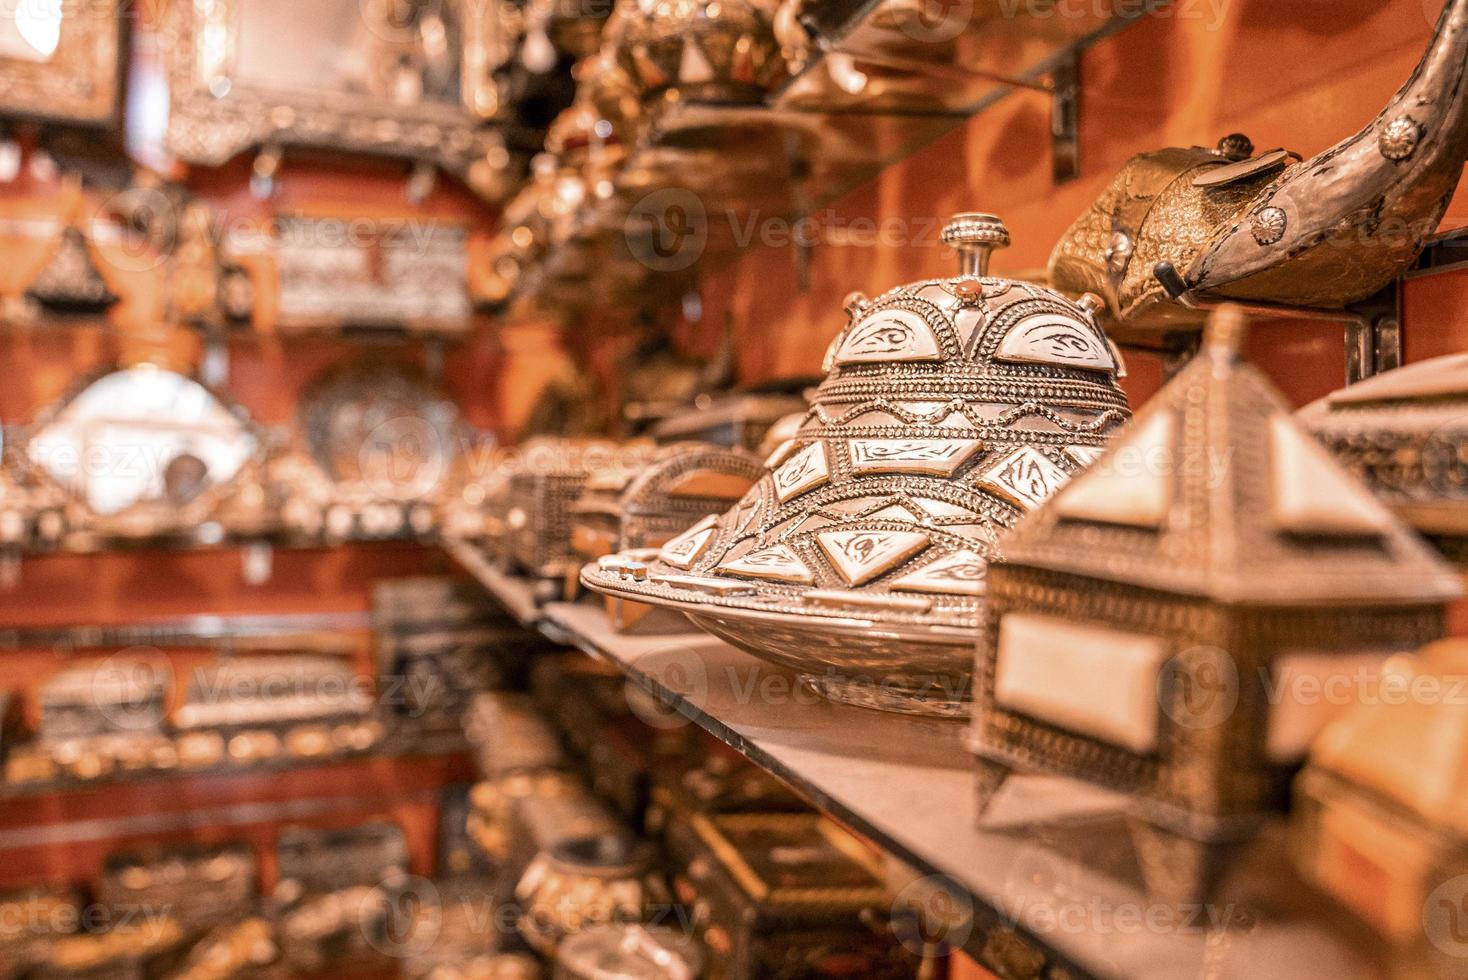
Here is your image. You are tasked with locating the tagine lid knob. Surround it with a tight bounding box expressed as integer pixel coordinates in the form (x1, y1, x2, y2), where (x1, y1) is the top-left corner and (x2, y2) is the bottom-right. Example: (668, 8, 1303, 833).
(942, 212, 1010, 249)
(942, 213, 1010, 276)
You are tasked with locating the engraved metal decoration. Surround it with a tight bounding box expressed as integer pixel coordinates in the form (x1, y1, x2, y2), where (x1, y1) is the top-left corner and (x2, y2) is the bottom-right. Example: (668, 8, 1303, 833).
(1049, 0, 1468, 338)
(506, 440, 660, 598)
(971, 308, 1461, 905)
(276, 359, 463, 542)
(22, 366, 271, 544)
(0, 0, 123, 125)
(26, 228, 118, 314)
(571, 442, 762, 630)
(1293, 640, 1468, 978)
(584, 213, 1131, 716)
(515, 834, 664, 955)
(607, 0, 788, 108)
(268, 216, 472, 336)
(162, 0, 508, 191)
(1301, 353, 1468, 566)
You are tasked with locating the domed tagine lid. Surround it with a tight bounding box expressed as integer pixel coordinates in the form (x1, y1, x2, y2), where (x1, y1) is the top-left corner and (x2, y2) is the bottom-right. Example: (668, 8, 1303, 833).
(582, 213, 1132, 716)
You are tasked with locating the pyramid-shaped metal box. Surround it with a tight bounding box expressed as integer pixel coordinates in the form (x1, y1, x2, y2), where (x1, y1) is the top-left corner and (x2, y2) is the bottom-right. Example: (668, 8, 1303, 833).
(583, 213, 1132, 716)
(971, 309, 1462, 903)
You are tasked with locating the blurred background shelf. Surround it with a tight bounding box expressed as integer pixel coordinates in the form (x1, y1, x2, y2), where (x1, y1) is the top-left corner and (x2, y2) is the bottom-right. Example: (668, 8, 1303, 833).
(506, 3, 1144, 313)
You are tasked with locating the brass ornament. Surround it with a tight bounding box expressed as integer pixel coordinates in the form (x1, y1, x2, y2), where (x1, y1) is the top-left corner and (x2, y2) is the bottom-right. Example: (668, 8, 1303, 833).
(1049, 0, 1468, 337)
(607, 0, 789, 108)
(584, 213, 1131, 716)
(970, 308, 1462, 905)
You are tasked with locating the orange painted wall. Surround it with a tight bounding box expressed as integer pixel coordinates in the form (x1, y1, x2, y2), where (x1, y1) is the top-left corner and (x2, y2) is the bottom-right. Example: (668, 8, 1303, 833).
(676, 0, 1468, 412)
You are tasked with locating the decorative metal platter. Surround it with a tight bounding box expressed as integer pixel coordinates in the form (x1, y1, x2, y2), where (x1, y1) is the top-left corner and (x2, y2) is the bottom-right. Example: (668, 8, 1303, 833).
(297, 359, 462, 504)
(583, 213, 1131, 717)
(23, 366, 266, 542)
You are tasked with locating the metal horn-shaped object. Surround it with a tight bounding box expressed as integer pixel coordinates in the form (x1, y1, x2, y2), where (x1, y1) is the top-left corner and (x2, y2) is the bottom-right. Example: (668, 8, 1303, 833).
(1051, 0, 1468, 337)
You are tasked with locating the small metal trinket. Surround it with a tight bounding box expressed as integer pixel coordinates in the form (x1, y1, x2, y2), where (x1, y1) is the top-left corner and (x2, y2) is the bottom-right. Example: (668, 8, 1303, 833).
(664, 811, 915, 979)
(608, 0, 788, 108)
(584, 213, 1130, 716)
(1294, 640, 1468, 979)
(1050, 0, 1468, 338)
(971, 308, 1461, 904)
(1300, 352, 1468, 566)
(515, 835, 667, 956)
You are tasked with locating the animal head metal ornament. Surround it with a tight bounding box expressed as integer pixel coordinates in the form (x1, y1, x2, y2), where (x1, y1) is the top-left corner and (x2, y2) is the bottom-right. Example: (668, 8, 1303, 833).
(1050, 0, 1468, 337)
(583, 213, 1131, 717)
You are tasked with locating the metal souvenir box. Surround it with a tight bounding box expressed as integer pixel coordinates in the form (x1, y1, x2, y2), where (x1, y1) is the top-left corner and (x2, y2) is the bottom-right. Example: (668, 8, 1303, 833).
(1050, 0, 1468, 338)
(173, 655, 375, 737)
(585, 213, 1131, 716)
(39, 659, 170, 743)
(573, 442, 763, 630)
(1293, 641, 1468, 979)
(276, 822, 409, 896)
(970, 308, 1462, 904)
(97, 843, 257, 932)
(664, 811, 915, 980)
(465, 692, 569, 778)
(1300, 352, 1468, 566)
(507, 440, 658, 598)
(648, 390, 812, 451)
